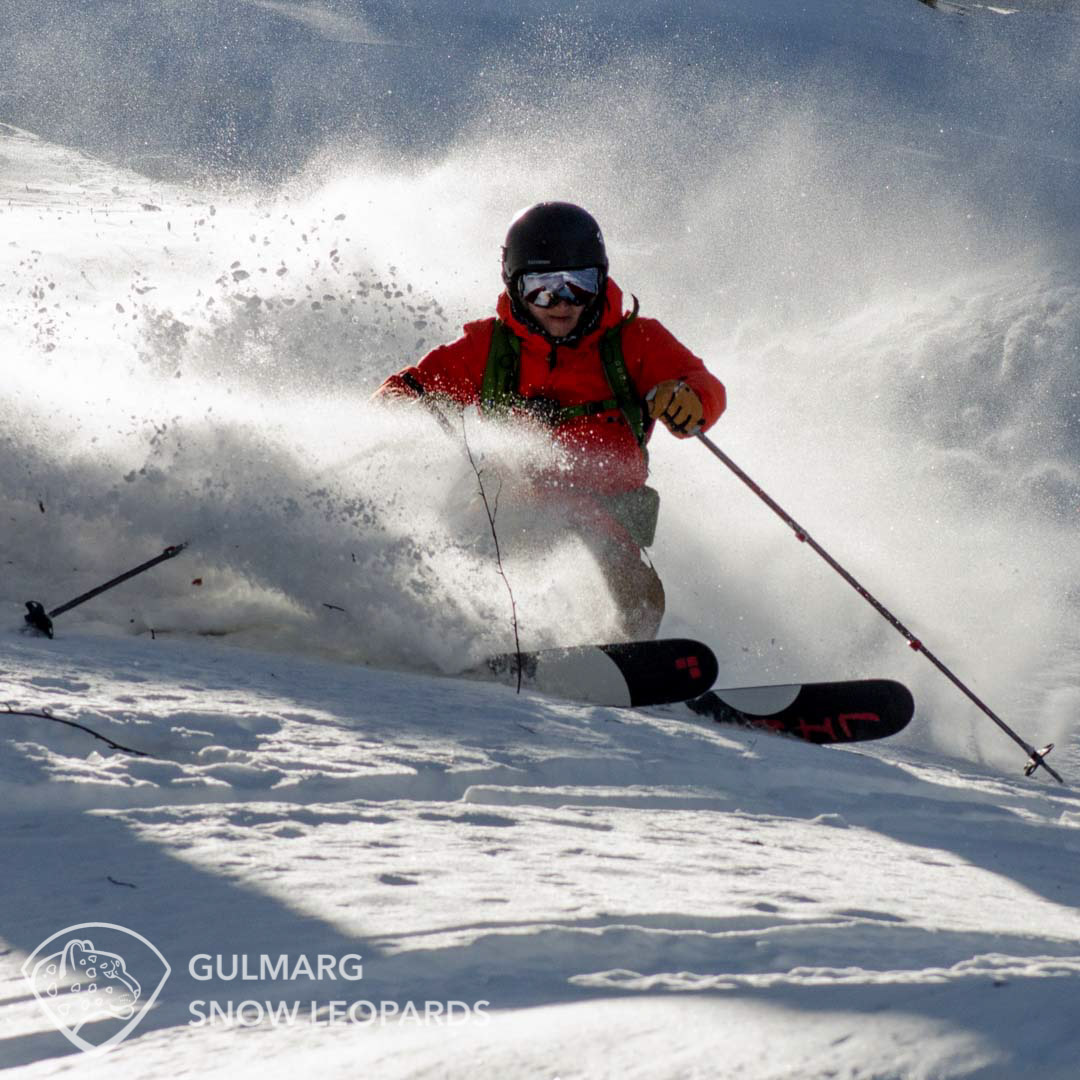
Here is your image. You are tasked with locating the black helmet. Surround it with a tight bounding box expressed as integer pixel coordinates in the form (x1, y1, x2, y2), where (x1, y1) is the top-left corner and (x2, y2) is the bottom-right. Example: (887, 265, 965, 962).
(501, 202, 608, 287)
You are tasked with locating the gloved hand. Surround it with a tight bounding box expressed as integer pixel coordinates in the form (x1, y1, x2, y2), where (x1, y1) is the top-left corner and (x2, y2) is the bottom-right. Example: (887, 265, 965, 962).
(646, 380, 704, 437)
(373, 370, 426, 401)
(373, 370, 457, 435)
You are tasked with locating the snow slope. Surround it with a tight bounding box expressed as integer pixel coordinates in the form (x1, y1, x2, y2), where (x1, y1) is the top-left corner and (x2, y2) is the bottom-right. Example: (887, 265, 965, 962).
(3, 624, 1080, 1079)
(2, 0, 1080, 1075)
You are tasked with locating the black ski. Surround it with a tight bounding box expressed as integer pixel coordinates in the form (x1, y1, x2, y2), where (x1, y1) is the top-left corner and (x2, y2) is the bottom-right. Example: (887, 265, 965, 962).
(683, 679, 914, 744)
(468, 638, 719, 708)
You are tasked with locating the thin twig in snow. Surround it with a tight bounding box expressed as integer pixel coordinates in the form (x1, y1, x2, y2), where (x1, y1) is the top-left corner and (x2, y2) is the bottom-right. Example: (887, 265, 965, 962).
(461, 417, 524, 692)
(2, 705, 150, 757)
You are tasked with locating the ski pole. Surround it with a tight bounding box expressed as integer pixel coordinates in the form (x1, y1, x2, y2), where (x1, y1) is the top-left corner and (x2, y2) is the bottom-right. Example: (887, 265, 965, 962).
(24, 542, 189, 639)
(696, 433, 1062, 784)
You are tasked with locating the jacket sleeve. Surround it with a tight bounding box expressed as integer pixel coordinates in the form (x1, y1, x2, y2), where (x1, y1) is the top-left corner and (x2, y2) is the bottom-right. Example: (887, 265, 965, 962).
(373, 319, 493, 406)
(623, 317, 727, 431)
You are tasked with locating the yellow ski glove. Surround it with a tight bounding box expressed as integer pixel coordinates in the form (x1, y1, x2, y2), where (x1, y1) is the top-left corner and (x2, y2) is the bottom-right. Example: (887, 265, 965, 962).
(646, 380, 704, 437)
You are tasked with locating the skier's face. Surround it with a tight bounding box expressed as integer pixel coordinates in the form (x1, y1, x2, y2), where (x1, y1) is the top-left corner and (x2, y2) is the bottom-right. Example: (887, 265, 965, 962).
(527, 297, 585, 339)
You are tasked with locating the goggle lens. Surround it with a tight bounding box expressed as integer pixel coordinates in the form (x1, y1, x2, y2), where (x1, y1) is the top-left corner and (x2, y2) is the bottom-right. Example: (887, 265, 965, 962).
(518, 267, 602, 308)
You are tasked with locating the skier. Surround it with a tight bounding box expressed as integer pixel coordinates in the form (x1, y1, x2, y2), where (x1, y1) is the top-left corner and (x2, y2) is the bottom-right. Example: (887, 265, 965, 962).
(374, 201, 727, 639)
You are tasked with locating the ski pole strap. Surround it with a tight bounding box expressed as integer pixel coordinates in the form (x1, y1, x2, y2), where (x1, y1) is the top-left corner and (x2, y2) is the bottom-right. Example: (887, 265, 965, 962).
(695, 433, 1063, 784)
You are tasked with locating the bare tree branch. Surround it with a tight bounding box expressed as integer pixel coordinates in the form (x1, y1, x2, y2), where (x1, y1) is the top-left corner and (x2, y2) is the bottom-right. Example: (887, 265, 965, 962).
(461, 417, 524, 692)
(2, 705, 150, 757)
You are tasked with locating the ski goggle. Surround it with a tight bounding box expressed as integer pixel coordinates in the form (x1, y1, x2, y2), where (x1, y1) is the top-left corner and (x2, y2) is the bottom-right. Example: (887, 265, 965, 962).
(517, 267, 602, 308)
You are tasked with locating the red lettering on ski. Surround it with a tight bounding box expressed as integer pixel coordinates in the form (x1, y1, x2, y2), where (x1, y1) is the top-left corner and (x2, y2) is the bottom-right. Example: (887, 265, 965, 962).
(794, 712, 882, 742)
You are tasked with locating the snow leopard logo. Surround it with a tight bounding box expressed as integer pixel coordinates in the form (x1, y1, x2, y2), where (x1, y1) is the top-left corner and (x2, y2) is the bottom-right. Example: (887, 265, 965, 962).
(22, 923, 171, 1053)
(30, 940, 142, 1026)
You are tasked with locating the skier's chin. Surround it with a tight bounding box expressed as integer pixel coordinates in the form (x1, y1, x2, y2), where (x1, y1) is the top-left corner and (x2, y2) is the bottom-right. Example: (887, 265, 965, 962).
(546, 317, 579, 340)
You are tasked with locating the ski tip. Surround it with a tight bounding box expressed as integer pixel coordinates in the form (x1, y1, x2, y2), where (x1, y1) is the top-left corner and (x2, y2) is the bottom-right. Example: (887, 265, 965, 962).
(886, 679, 916, 724)
(600, 638, 719, 707)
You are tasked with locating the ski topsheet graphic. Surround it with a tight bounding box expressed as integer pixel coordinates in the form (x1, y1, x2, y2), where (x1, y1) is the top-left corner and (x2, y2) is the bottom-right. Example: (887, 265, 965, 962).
(468, 638, 719, 708)
(684, 679, 915, 744)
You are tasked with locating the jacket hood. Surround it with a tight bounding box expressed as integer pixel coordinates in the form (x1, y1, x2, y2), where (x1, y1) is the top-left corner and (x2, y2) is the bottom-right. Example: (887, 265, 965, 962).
(496, 278, 629, 347)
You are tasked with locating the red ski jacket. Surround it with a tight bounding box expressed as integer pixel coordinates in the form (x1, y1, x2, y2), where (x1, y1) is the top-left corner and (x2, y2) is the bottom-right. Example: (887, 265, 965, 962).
(376, 278, 726, 495)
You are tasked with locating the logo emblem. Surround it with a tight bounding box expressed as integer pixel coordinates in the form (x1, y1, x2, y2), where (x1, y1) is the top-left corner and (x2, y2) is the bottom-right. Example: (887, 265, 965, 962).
(675, 655, 703, 679)
(22, 923, 171, 1053)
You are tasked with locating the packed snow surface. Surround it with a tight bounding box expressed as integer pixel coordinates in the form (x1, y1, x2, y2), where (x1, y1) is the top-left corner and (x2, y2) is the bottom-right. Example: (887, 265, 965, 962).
(2, 0, 1080, 1076)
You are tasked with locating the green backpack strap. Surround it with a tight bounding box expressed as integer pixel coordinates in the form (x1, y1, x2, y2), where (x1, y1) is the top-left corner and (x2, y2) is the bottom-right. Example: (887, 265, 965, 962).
(480, 320, 521, 412)
(599, 297, 647, 449)
(482, 304, 646, 450)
